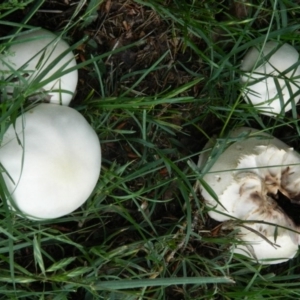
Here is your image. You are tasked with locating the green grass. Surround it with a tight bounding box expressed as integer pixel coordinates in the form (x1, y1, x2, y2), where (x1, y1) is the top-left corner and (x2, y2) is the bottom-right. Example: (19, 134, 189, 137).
(1, 0, 300, 299)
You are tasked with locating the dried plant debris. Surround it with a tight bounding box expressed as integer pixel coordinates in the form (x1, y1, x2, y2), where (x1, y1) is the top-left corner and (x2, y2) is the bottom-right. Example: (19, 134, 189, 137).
(73, 1, 201, 96)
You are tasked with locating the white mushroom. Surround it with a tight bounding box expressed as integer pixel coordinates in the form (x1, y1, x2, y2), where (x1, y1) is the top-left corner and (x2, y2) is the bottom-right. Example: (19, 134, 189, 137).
(200, 127, 300, 264)
(0, 28, 78, 105)
(240, 41, 300, 116)
(0, 104, 101, 219)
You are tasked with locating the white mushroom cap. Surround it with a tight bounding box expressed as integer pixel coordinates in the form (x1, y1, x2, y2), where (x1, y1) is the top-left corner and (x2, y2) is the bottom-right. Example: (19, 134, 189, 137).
(201, 127, 290, 221)
(201, 127, 300, 264)
(226, 167, 299, 264)
(0, 104, 101, 219)
(240, 42, 300, 116)
(0, 29, 78, 105)
(234, 225, 298, 264)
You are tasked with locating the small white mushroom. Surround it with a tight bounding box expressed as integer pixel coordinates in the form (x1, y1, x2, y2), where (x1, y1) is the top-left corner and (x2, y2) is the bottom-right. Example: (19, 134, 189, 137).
(240, 42, 300, 116)
(0, 28, 78, 105)
(0, 104, 101, 219)
(201, 127, 300, 264)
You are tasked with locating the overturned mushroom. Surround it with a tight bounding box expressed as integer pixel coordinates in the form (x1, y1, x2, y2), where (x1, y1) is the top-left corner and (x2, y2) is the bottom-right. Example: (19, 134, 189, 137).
(0, 28, 78, 105)
(240, 42, 300, 116)
(200, 127, 300, 264)
(0, 104, 101, 219)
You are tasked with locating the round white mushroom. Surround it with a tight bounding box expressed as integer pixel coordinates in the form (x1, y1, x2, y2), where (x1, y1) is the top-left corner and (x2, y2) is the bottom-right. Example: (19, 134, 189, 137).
(0, 28, 78, 105)
(200, 127, 300, 264)
(0, 104, 101, 219)
(240, 41, 300, 116)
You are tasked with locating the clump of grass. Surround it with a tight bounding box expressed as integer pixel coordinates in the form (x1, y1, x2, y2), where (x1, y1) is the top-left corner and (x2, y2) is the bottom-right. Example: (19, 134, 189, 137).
(1, 0, 300, 299)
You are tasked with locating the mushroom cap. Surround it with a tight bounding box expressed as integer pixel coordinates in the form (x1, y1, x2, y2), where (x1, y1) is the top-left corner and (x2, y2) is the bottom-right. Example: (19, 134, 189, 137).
(201, 127, 300, 264)
(0, 29, 78, 105)
(240, 42, 300, 115)
(234, 225, 299, 264)
(225, 169, 299, 264)
(0, 104, 101, 219)
(201, 127, 290, 221)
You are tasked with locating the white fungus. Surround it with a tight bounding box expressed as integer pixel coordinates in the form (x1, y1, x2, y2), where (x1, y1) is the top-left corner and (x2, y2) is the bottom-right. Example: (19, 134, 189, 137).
(201, 127, 300, 264)
(240, 41, 300, 116)
(0, 104, 101, 219)
(0, 28, 78, 105)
